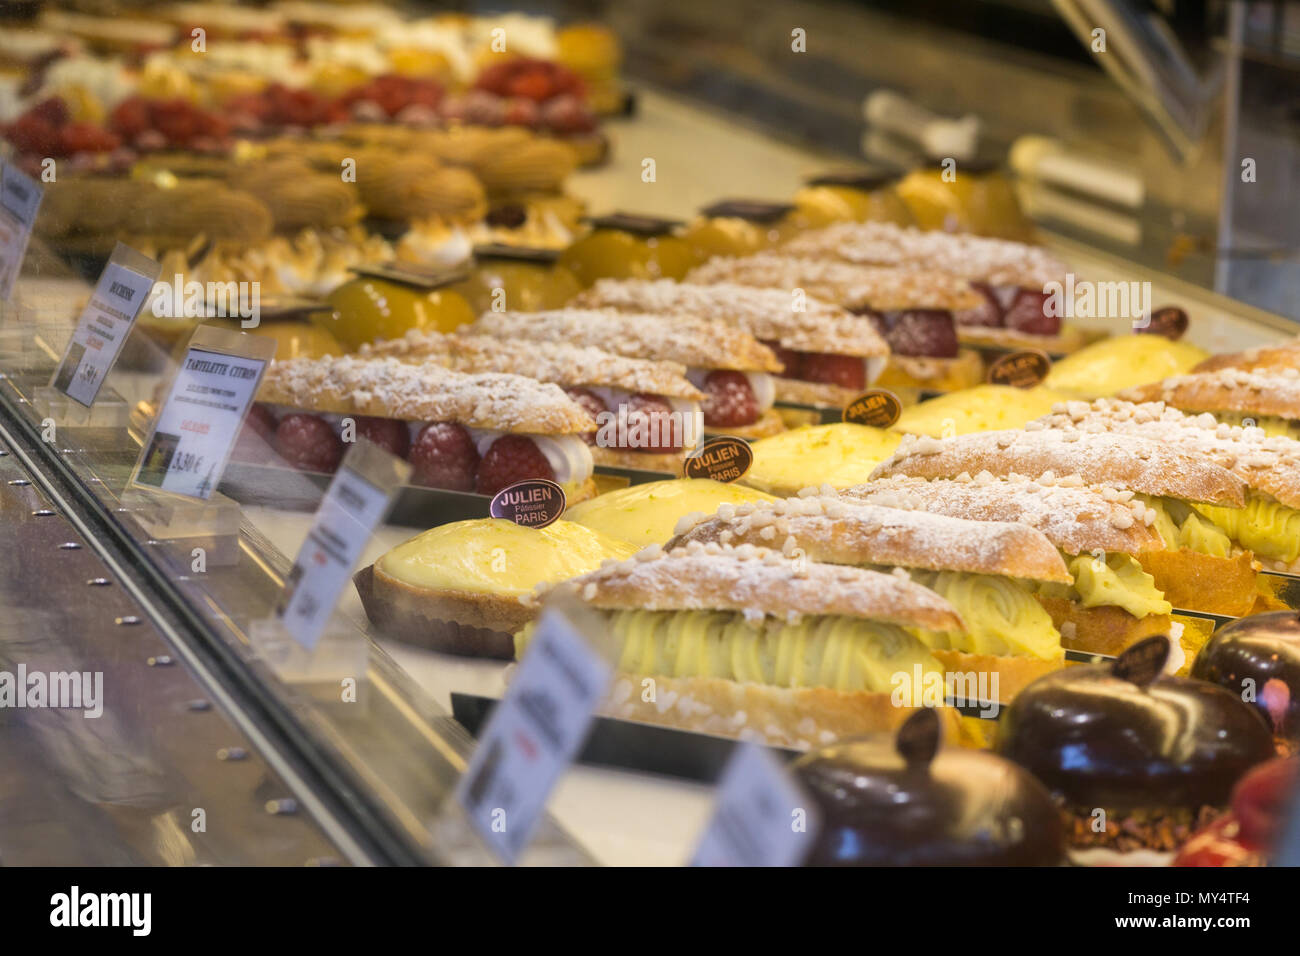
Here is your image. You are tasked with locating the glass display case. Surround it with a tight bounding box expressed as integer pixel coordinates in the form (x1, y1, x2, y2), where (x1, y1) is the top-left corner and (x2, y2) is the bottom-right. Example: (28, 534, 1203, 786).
(2, 0, 1299, 874)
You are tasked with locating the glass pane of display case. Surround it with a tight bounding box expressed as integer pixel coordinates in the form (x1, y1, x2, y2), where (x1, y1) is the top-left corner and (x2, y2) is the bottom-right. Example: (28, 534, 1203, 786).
(0, 0, 1298, 878)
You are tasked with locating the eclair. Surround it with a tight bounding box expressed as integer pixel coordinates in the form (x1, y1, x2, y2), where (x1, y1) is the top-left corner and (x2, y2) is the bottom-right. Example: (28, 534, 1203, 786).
(1192, 337, 1300, 375)
(778, 221, 1085, 353)
(518, 543, 966, 750)
(471, 308, 787, 438)
(360, 330, 705, 473)
(573, 278, 890, 409)
(841, 474, 1176, 658)
(1035, 397, 1300, 575)
(670, 496, 1070, 701)
(245, 354, 599, 500)
(870, 429, 1260, 618)
(1120, 367, 1300, 440)
(684, 253, 985, 394)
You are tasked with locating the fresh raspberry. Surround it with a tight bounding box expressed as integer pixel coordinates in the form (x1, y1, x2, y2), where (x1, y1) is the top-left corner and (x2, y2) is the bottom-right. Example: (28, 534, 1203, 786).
(60, 121, 120, 154)
(540, 94, 595, 134)
(409, 422, 478, 491)
(621, 393, 683, 454)
(884, 310, 959, 358)
(6, 113, 62, 156)
(763, 339, 803, 379)
(954, 282, 1004, 327)
(564, 387, 606, 445)
(28, 97, 70, 127)
(503, 97, 540, 128)
(800, 352, 866, 391)
(355, 415, 410, 459)
(246, 403, 277, 439)
(700, 370, 759, 428)
(1003, 289, 1060, 336)
(475, 435, 555, 497)
(1231, 756, 1298, 848)
(275, 413, 343, 473)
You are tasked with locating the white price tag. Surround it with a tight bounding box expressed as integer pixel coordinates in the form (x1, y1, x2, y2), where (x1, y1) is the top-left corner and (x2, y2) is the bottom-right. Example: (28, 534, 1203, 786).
(279, 440, 409, 650)
(0, 163, 43, 302)
(691, 743, 819, 867)
(131, 326, 276, 499)
(50, 243, 160, 406)
(455, 606, 612, 864)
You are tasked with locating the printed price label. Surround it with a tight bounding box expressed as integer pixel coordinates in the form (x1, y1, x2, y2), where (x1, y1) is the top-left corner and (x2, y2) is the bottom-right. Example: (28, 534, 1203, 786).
(691, 744, 819, 867)
(455, 605, 612, 864)
(131, 326, 276, 499)
(279, 440, 409, 650)
(50, 243, 160, 406)
(0, 163, 43, 302)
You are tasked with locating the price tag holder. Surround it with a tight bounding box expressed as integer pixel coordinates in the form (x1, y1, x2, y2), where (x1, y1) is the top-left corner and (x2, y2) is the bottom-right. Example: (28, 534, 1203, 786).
(49, 243, 160, 406)
(130, 325, 276, 499)
(0, 162, 44, 302)
(277, 439, 409, 650)
(454, 602, 613, 864)
(691, 743, 819, 867)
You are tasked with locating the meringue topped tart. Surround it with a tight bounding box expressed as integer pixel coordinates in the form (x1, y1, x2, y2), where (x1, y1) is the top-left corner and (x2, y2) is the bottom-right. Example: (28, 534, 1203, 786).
(893, 384, 1068, 437)
(1045, 335, 1208, 399)
(743, 423, 902, 497)
(563, 478, 776, 547)
(361, 518, 636, 657)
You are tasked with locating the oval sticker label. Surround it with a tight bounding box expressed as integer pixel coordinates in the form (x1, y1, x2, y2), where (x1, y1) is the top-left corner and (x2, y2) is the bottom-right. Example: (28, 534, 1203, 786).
(843, 389, 902, 427)
(684, 436, 752, 483)
(987, 349, 1051, 389)
(1111, 635, 1170, 688)
(1138, 305, 1189, 341)
(489, 478, 566, 528)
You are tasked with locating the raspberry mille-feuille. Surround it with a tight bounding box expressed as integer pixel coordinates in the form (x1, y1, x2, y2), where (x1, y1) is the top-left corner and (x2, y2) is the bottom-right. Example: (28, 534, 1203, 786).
(778, 221, 1084, 353)
(685, 253, 986, 394)
(516, 543, 966, 750)
(1036, 398, 1300, 579)
(1120, 366, 1300, 440)
(572, 278, 890, 409)
(870, 429, 1264, 620)
(359, 330, 704, 473)
(470, 308, 787, 438)
(242, 354, 599, 500)
(841, 474, 1175, 659)
(670, 496, 1070, 701)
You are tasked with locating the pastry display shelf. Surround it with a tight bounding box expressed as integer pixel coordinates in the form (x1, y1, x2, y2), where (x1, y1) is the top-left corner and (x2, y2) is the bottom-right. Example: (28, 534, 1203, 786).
(5, 85, 1300, 868)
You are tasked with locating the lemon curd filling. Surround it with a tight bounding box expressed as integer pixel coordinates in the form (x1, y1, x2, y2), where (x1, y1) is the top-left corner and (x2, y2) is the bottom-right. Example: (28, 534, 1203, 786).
(1064, 553, 1172, 618)
(515, 610, 944, 693)
(1194, 494, 1300, 565)
(563, 478, 776, 547)
(892, 385, 1068, 438)
(909, 571, 1062, 661)
(1137, 495, 1234, 558)
(376, 518, 636, 597)
(743, 423, 903, 495)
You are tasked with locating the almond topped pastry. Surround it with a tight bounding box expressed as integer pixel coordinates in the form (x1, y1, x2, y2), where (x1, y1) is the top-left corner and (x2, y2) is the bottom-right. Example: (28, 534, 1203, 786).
(671, 495, 1071, 701)
(841, 473, 1176, 658)
(518, 542, 966, 750)
(685, 253, 986, 394)
(574, 278, 889, 409)
(1035, 397, 1300, 575)
(778, 221, 1083, 352)
(241, 354, 599, 501)
(361, 330, 704, 472)
(471, 308, 787, 439)
(871, 428, 1268, 620)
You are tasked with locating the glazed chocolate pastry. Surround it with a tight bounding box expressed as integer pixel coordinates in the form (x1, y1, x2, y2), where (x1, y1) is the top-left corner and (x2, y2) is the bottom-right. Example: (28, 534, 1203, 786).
(997, 636, 1276, 853)
(1192, 611, 1300, 747)
(792, 708, 1065, 866)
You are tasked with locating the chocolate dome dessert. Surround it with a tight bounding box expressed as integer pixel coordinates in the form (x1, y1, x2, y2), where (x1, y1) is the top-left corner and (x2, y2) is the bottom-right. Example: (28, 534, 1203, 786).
(791, 708, 1064, 866)
(1192, 610, 1300, 744)
(997, 636, 1276, 852)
